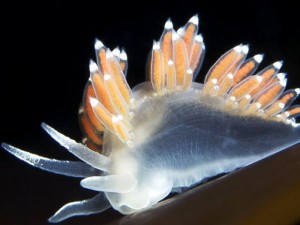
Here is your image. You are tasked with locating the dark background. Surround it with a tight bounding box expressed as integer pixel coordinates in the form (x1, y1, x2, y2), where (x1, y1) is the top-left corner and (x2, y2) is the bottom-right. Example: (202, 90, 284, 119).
(0, 1, 300, 225)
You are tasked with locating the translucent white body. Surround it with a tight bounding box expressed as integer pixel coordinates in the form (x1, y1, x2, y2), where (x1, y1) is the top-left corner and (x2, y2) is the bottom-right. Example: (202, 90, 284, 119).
(2, 81, 300, 222)
(103, 82, 300, 214)
(2, 15, 300, 223)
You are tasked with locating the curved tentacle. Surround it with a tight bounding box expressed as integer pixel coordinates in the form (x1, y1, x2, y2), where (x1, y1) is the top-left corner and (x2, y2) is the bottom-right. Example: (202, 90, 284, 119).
(48, 193, 111, 223)
(80, 174, 137, 193)
(41, 123, 111, 172)
(1, 143, 100, 177)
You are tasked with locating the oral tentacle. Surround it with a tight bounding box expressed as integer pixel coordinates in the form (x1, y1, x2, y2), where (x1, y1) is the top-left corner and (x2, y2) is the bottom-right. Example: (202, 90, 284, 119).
(80, 174, 137, 193)
(41, 123, 111, 172)
(1, 143, 100, 177)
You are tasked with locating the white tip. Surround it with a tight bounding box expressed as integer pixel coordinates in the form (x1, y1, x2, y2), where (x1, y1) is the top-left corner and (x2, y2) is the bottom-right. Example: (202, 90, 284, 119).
(172, 31, 180, 41)
(256, 76, 263, 83)
(291, 121, 299, 128)
(284, 111, 290, 117)
(106, 49, 113, 59)
(242, 45, 249, 54)
(79, 107, 84, 114)
(195, 34, 203, 43)
(256, 102, 262, 109)
(112, 47, 121, 58)
(187, 68, 193, 75)
(279, 78, 287, 87)
(278, 102, 285, 109)
(94, 39, 104, 50)
(177, 27, 184, 36)
(233, 44, 242, 53)
(276, 72, 286, 80)
(227, 73, 234, 79)
(104, 74, 111, 81)
(112, 115, 121, 123)
(168, 60, 174, 65)
(212, 78, 218, 84)
(285, 118, 292, 125)
(254, 54, 264, 63)
(245, 94, 251, 100)
(295, 88, 300, 95)
(213, 85, 220, 91)
(165, 19, 173, 29)
(273, 61, 283, 69)
(153, 41, 160, 50)
(230, 96, 236, 101)
(188, 15, 199, 25)
(120, 50, 127, 60)
(89, 97, 99, 107)
(117, 114, 124, 120)
(89, 60, 98, 73)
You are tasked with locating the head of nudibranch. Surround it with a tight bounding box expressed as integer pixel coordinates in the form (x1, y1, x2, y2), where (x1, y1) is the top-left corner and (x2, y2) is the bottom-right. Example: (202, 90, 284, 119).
(2, 15, 300, 222)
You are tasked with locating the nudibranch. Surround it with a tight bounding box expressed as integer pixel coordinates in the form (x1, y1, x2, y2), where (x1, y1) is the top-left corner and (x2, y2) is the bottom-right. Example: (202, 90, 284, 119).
(2, 15, 300, 223)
